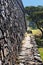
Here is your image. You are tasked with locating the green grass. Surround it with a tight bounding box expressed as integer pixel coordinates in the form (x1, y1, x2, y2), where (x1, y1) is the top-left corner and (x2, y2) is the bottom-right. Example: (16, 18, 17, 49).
(38, 48, 43, 61)
(31, 29, 43, 61)
(28, 28, 42, 37)
(28, 28, 43, 61)
(32, 29, 42, 37)
(28, 27, 43, 61)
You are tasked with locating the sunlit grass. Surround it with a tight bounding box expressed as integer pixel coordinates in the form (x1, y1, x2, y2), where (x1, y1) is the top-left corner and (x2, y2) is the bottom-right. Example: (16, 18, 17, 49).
(38, 48, 43, 61)
(27, 28, 43, 61)
(32, 29, 42, 37)
(31, 29, 43, 61)
(32, 29, 43, 61)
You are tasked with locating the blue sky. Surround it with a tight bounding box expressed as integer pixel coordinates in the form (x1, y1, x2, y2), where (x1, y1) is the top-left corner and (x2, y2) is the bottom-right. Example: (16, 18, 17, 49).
(22, 0, 43, 7)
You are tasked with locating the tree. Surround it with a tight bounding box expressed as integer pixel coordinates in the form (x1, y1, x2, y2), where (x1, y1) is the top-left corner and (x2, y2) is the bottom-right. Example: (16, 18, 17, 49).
(25, 6, 43, 38)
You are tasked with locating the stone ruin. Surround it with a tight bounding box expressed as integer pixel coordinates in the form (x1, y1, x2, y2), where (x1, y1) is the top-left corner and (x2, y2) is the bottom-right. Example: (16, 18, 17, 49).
(0, 0, 43, 65)
(0, 0, 26, 65)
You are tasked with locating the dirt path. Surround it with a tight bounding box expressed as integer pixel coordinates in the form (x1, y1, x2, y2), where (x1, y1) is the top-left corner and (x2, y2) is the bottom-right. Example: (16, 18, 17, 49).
(17, 33, 43, 65)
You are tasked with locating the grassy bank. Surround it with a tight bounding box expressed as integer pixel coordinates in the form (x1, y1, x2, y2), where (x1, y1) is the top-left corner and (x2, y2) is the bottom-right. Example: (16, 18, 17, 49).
(32, 29, 42, 37)
(38, 48, 43, 61)
(31, 29, 43, 61)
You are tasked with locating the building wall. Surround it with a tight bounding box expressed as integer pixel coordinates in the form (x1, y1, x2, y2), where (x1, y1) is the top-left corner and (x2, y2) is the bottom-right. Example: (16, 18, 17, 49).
(0, 0, 26, 65)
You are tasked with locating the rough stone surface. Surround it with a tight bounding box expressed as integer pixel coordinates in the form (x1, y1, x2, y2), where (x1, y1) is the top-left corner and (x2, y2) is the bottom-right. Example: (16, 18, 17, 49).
(17, 33, 43, 65)
(0, 0, 26, 65)
(0, 0, 43, 65)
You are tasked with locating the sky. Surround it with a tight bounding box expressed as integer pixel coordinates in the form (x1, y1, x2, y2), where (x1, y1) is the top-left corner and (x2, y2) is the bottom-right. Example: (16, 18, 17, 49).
(22, 0, 43, 7)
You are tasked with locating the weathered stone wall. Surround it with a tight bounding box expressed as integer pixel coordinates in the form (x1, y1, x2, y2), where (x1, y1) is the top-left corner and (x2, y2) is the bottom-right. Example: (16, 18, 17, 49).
(0, 0, 26, 65)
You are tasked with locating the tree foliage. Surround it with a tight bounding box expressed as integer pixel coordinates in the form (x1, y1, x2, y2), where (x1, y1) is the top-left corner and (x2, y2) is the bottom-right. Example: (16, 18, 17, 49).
(25, 6, 43, 38)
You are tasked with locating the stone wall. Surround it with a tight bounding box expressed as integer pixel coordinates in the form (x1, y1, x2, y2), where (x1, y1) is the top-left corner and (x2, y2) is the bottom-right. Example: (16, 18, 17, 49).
(0, 0, 26, 65)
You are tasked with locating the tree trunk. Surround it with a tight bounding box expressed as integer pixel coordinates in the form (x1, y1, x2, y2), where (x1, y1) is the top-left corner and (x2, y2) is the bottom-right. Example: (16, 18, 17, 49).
(38, 27, 43, 38)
